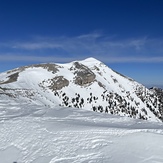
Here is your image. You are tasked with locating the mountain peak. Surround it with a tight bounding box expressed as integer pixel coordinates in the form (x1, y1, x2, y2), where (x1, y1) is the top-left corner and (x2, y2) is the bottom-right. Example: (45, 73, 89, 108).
(82, 57, 100, 62)
(0, 58, 162, 122)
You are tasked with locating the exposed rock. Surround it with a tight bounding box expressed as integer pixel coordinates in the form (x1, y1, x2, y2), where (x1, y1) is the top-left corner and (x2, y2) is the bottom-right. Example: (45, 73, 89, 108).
(73, 62, 96, 86)
(31, 63, 59, 74)
(7, 63, 59, 74)
(97, 81, 106, 89)
(1, 72, 19, 84)
(48, 76, 69, 90)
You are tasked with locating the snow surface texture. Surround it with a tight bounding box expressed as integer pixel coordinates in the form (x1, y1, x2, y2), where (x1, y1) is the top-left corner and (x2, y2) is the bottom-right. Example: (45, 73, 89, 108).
(0, 99, 163, 163)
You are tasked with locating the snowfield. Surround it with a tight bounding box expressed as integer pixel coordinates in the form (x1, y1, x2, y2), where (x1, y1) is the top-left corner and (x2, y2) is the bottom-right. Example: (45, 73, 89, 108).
(0, 101, 163, 163)
(0, 58, 163, 162)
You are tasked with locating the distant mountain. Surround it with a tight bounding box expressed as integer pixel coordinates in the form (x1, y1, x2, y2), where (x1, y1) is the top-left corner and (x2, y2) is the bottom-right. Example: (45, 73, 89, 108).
(0, 58, 163, 122)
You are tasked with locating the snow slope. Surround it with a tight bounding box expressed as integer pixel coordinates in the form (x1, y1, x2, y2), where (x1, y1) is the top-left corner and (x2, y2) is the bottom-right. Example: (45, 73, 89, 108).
(0, 100, 163, 163)
(0, 58, 162, 122)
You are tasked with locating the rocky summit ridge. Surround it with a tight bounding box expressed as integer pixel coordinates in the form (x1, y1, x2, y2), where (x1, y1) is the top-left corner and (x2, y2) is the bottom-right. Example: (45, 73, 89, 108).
(0, 57, 163, 122)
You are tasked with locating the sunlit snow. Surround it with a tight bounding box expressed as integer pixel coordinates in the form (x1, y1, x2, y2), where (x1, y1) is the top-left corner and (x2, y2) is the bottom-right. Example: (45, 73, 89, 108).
(0, 100, 163, 163)
(0, 58, 163, 163)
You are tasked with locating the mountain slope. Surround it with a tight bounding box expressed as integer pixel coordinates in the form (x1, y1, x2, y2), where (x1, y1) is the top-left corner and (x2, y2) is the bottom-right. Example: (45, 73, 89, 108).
(0, 58, 162, 122)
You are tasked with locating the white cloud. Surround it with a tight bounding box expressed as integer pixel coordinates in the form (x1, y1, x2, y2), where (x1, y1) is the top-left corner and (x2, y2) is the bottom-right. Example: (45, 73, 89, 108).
(97, 56, 163, 63)
(11, 41, 63, 50)
(0, 33, 163, 63)
(0, 54, 163, 64)
(1, 33, 149, 51)
(0, 54, 79, 63)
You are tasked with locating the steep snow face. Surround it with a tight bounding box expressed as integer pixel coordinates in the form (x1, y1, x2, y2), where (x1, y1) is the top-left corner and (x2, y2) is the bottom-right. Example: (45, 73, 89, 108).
(0, 58, 162, 122)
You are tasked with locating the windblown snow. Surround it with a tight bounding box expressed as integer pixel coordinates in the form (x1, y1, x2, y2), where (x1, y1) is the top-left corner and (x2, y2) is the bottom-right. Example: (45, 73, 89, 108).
(0, 101, 163, 163)
(0, 58, 163, 162)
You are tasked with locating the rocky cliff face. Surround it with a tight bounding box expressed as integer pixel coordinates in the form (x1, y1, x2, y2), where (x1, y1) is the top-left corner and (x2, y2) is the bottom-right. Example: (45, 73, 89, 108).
(41, 76, 69, 91)
(0, 58, 162, 122)
(73, 62, 96, 86)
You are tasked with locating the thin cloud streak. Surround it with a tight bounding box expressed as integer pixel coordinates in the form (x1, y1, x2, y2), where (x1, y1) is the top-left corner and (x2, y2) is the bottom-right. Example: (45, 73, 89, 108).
(0, 54, 163, 63)
(0, 33, 155, 54)
(0, 54, 79, 63)
(11, 36, 148, 51)
(0, 33, 163, 64)
(98, 56, 163, 63)
(12, 42, 62, 50)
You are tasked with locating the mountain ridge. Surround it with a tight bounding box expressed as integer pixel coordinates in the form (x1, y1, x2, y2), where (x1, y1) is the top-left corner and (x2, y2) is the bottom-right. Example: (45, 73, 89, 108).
(0, 57, 162, 122)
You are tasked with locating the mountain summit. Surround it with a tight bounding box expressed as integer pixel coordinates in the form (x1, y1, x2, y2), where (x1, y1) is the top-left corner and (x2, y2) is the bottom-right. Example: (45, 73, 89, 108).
(0, 58, 162, 122)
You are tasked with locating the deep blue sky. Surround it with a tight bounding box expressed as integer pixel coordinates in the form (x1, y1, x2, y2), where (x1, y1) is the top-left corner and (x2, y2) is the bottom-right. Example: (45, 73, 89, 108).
(0, 0, 163, 87)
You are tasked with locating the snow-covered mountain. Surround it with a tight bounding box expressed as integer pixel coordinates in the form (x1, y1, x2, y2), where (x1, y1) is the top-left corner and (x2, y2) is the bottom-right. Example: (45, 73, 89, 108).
(0, 57, 162, 122)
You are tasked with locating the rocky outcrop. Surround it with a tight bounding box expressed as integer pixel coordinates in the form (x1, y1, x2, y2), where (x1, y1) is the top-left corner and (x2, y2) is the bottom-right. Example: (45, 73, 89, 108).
(0, 72, 19, 84)
(73, 62, 96, 86)
(48, 76, 69, 90)
(7, 63, 59, 74)
(31, 63, 59, 74)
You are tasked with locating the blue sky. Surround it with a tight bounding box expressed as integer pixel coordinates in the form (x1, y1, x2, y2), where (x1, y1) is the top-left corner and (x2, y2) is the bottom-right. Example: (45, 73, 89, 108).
(0, 0, 163, 87)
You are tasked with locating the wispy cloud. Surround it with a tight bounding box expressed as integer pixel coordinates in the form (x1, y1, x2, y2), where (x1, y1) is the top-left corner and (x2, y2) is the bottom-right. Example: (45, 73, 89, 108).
(8, 34, 148, 52)
(12, 42, 62, 50)
(0, 54, 163, 64)
(0, 54, 79, 63)
(97, 56, 163, 63)
(0, 33, 163, 63)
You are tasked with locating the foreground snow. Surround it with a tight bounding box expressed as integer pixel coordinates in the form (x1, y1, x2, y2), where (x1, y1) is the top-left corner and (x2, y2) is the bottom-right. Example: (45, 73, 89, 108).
(0, 101, 163, 163)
